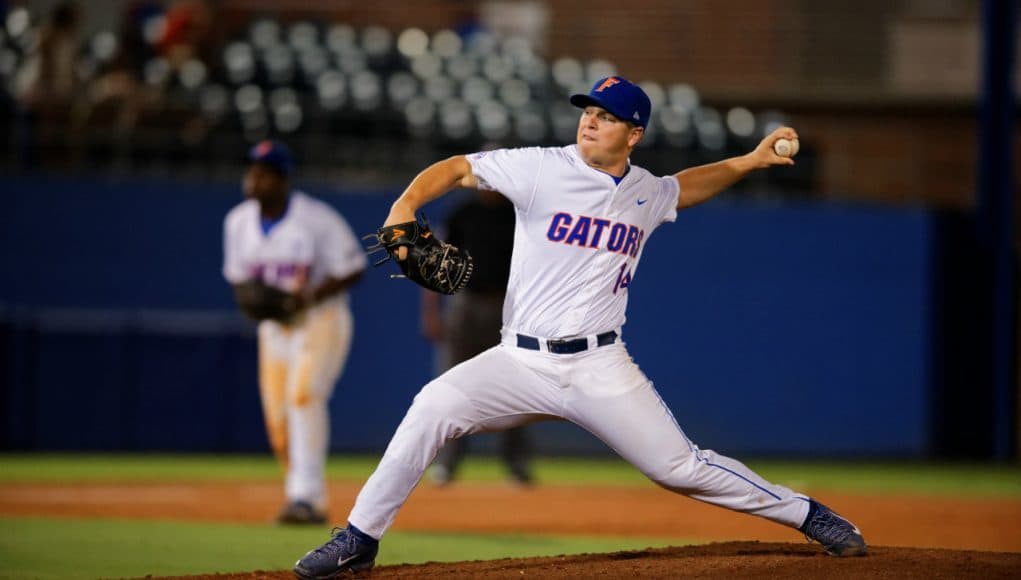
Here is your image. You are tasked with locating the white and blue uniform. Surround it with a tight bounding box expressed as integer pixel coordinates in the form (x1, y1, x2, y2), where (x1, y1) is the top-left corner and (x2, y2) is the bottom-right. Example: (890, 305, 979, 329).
(224, 192, 366, 510)
(347, 145, 810, 539)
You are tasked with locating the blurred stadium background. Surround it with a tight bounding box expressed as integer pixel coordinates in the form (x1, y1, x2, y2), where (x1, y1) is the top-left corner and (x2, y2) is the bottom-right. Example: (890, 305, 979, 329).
(0, 0, 1017, 461)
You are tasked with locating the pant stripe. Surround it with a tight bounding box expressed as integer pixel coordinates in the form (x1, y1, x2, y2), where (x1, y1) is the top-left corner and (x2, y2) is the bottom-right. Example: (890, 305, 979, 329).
(650, 383, 782, 502)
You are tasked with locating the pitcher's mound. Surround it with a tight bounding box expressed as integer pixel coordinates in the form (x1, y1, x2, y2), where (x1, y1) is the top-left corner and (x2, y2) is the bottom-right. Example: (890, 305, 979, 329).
(168, 541, 1021, 579)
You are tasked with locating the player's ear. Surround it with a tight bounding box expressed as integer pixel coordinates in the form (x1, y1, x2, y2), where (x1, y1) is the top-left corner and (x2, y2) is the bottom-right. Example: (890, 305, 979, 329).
(628, 125, 644, 148)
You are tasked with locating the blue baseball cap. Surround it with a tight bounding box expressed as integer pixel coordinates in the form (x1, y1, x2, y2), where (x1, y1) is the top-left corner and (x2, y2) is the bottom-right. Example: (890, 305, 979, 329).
(570, 76, 651, 128)
(247, 139, 294, 177)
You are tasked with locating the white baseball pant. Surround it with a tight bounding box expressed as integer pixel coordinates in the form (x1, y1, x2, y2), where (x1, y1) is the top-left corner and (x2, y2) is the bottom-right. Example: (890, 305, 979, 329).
(348, 335, 809, 539)
(258, 299, 353, 508)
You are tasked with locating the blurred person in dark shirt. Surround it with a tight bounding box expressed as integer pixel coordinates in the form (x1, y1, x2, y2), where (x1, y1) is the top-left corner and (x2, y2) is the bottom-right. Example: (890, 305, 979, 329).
(14, 1, 82, 166)
(421, 189, 533, 486)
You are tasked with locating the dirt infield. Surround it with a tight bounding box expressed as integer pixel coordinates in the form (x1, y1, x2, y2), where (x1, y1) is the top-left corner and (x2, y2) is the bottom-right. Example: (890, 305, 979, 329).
(160, 542, 1021, 579)
(3, 480, 1020, 578)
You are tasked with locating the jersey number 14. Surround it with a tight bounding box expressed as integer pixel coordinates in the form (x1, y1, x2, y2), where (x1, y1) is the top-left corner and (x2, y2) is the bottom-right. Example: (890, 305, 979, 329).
(613, 263, 633, 294)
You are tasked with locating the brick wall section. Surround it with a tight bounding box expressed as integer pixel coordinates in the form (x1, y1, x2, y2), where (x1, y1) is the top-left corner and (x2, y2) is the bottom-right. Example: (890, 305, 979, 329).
(790, 107, 974, 206)
(788, 106, 1021, 209)
(545, 0, 788, 92)
(220, 0, 477, 32)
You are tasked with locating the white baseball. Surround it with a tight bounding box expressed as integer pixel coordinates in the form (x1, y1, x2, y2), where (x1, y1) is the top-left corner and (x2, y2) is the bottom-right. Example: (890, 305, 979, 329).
(773, 138, 799, 158)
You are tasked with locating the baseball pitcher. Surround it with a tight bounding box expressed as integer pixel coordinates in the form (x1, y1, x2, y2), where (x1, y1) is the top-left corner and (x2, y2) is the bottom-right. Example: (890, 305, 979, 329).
(295, 77, 866, 576)
(223, 140, 366, 525)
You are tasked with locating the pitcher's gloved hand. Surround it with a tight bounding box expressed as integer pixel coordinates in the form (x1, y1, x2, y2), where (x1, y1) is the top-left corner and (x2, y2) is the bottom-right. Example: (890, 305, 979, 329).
(366, 218, 473, 295)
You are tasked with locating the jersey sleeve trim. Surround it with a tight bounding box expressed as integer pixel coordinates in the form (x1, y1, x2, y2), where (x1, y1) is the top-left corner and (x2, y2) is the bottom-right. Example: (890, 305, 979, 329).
(661, 175, 680, 224)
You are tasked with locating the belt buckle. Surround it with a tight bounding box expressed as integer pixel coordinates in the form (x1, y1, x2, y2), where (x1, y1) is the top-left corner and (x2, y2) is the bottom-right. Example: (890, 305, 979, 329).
(547, 337, 586, 354)
(546, 338, 568, 353)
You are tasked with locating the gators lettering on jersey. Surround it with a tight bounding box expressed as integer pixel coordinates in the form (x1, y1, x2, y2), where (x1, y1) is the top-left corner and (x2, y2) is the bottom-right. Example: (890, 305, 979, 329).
(546, 213, 645, 258)
(466, 145, 678, 339)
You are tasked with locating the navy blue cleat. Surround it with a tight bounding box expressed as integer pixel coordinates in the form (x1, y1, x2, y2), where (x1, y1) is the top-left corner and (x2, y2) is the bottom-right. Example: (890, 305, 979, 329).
(293, 524, 379, 579)
(800, 500, 867, 556)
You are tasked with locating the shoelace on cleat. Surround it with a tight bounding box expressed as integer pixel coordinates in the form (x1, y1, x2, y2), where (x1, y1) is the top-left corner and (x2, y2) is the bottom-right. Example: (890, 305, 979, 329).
(312, 528, 351, 556)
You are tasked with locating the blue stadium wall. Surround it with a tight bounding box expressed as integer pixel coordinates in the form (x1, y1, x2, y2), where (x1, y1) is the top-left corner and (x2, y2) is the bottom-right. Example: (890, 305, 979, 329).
(0, 174, 961, 456)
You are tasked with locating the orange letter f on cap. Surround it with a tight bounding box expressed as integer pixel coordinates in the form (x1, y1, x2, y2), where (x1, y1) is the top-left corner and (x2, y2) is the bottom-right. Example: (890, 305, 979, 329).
(595, 77, 621, 92)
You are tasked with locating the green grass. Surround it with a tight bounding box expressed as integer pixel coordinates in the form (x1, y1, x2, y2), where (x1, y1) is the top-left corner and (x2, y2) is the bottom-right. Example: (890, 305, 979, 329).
(0, 454, 1019, 497)
(0, 454, 337, 483)
(0, 516, 683, 579)
(747, 461, 1021, 497)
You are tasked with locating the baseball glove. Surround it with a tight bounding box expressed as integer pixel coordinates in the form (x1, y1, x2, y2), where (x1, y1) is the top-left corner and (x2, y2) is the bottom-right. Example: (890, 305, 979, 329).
(233, 280, 303, 323)
(366, 217, 473, 295)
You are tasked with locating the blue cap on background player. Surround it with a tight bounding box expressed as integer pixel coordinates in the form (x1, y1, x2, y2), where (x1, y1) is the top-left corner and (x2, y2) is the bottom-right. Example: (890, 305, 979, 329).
(570, 77, 652, 129)
(247, 139, 294, 177)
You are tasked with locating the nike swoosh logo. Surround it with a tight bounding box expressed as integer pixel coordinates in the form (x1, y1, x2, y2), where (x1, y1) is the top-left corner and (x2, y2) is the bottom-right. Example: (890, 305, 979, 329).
(338, 554, 360, 567)
(636, 199, 648, 206)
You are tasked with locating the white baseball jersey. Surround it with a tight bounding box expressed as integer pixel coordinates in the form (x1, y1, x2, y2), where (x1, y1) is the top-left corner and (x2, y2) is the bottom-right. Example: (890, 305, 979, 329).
(223, 191, 366, 297)
(467, 145, 679, 339)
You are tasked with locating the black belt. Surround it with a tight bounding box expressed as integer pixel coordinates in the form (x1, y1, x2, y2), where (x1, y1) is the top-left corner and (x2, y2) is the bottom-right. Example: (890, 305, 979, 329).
(516, 331, 618, 354)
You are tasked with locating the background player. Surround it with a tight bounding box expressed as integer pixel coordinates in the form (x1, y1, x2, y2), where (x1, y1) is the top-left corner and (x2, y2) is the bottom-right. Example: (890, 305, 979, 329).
(223, 140, 366, 525)
(421, 188, 533, 487)
(294, 77, 866, 577)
